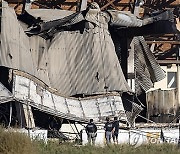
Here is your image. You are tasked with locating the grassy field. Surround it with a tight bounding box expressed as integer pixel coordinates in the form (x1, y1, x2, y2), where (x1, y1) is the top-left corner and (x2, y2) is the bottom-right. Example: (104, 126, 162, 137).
(0, 127, 180, 154)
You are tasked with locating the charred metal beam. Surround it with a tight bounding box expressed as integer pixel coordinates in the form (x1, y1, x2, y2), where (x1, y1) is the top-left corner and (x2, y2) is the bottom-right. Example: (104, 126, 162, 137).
(67, 2, 77, 10)
(106, 0, 120, 10)
(157, 59, 180, 64)
(32, 1, 51, 9)
(154, 0, 176, 9)
(17, 10, 43, 27)
(146, 40, 180, 44)
(120, 0, 134, 12)
(100, 0, 116, 10)
(4, 0, 23, 3)
(156, 46, 178, 60)
(143, 0, 176, 10)
(21, 0, 26, 14)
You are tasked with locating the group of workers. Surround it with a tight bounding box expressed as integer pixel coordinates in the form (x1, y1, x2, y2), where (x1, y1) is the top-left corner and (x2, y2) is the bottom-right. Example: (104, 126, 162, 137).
(85, 117, 119, 145)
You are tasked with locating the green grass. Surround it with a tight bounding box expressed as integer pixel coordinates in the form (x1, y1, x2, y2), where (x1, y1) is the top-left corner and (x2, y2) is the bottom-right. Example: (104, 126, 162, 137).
(0, 127, 180, 154)
(37, 142, 180, 154)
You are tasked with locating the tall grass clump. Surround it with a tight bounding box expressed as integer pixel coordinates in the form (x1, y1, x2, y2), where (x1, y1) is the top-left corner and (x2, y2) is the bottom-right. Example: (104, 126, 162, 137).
(0, 127, 38, 154)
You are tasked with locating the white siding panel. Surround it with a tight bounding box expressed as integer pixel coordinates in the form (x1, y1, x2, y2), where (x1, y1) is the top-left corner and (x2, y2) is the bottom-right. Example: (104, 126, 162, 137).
(66, 98, 83, 118)
(52, 94, 68, 114)
(42, 90, 54, 109)
(29, 81, 41, 105)
(14, 76, 29, 100)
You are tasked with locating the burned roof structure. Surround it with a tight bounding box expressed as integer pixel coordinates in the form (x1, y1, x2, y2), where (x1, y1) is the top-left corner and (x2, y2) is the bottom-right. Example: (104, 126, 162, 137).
(0, 1, 177, 128)
(1, 2, 171, 95)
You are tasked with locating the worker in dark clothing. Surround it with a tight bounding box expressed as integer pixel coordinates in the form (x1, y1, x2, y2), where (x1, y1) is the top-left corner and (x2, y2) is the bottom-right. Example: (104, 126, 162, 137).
(112, 117, 119, 144)
(104, 117, 113, 145)
(85, 119, 97, 145)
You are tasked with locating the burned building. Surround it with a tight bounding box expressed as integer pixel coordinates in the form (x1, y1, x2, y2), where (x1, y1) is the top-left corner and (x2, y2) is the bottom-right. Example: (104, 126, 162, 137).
(0, 0, 179, 133)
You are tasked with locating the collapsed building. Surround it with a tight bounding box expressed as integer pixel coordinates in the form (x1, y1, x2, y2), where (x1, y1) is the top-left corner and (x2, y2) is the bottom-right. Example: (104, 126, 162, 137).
(0, 0, 179, 139)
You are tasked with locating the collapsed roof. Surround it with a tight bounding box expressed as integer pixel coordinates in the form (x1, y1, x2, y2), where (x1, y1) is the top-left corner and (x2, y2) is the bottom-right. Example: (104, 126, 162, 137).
(0, 1, 177, 127)
(0, 2, 172, 97)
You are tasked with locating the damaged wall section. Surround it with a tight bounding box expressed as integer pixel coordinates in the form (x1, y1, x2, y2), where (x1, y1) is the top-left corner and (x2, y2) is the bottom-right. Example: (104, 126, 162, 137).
(12, 70, 127, 123)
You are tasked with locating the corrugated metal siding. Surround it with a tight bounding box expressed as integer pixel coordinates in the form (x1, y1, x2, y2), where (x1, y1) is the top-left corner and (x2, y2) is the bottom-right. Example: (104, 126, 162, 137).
(0, 2, 132, 97)
(134, 36, 166, 95)
(1, 2, 166, 97)
(27, 9, 75, 21)
(109, 10, 143, 27)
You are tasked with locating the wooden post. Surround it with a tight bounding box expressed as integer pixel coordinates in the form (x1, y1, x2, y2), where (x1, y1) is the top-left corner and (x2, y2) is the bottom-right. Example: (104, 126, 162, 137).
(15, 102, 26, 128)
(23, 102, 35, 128)
(15, 102, 35, 128)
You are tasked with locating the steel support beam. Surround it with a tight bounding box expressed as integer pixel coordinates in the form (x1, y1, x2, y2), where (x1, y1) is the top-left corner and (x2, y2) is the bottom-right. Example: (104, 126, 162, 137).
(157, 60, 180, 64)
(177, 46, 180, 107)
(100, 0, 116, 10)
(146, 41, 180, 45)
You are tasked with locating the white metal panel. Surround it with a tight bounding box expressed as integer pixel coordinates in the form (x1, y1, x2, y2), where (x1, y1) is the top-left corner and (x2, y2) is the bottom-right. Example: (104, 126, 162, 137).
(52, 94, 68, 114)
(113, 96, 127, 121)
(61, 123, 84, 139)
(66, 98, 83, 118)
(113, 96, 124, 110)
(107, 96, 116, 111)
(81, 99, 99, 120)
(97, 97, 112, 117)
(29, 81, 41, 105)
(42, 90, 54, 109)
(14, 76, 29, 100)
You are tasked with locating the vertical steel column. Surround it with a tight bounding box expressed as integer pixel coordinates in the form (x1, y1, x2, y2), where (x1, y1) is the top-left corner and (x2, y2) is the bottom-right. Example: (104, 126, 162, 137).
(177, 46, 180, 107)
(177, 44, 180, 147)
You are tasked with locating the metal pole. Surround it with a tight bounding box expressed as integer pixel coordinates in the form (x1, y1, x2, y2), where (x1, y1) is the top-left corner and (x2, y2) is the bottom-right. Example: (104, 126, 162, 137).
(177, 45, 180, 147)
(177, 46, 180, 108)
(179, 124, 180, 147)
(27, 101, 30, 137)
(8, 102, 12, 128)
